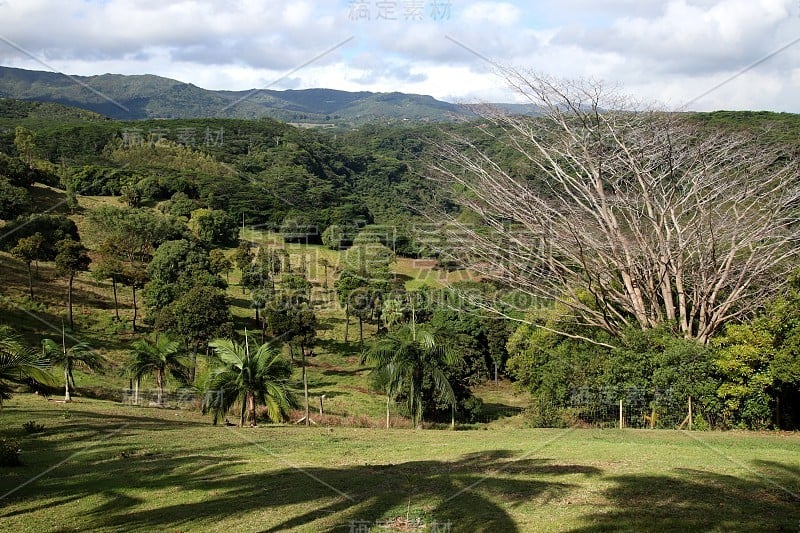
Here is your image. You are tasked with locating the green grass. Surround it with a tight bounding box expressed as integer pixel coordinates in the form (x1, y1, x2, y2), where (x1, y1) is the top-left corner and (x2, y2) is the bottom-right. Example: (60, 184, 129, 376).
(1, 394, 798, 532)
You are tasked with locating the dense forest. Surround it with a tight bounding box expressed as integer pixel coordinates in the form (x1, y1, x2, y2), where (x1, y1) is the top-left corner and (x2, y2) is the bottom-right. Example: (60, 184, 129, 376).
(1, 97, 800, 430)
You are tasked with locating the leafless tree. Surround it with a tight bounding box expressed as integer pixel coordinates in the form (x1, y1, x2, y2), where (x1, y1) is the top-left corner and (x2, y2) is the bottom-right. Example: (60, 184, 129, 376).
(428, 71, 800, 344)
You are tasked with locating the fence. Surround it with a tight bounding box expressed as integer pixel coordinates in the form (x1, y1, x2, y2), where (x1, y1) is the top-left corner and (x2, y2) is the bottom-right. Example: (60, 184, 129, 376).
(99, 385, 701, 430)
(120, 388, 200, 409)
(521, 388, 699, 429)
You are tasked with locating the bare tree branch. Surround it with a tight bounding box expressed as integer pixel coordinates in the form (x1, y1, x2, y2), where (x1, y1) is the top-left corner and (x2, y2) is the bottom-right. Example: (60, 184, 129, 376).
(427, 71, 800, 343)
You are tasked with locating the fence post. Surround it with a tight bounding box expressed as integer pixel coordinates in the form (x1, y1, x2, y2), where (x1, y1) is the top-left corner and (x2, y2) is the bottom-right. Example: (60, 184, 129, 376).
(619, 399, 624, 429)
(688, 396, 693, 431)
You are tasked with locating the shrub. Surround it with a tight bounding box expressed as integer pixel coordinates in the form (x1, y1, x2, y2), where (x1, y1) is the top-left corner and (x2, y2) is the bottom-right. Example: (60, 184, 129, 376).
(0, 438, 21, 466)
(524, 398, 567, 428)
(22, 420, 45, 434)
(459, 396, 484, 423)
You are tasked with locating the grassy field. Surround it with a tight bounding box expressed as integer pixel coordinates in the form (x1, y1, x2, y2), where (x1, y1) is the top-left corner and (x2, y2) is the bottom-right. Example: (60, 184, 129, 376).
(1, 394, 798, 532)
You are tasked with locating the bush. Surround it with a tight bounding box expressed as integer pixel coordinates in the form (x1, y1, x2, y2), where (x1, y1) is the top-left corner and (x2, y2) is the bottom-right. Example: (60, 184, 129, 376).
(0, 438, 22, 466)
(524, 398, 568, 428)
(459, 396, 484, 423)
(22, 421, 45, 434)
(692, 411, 710, 431)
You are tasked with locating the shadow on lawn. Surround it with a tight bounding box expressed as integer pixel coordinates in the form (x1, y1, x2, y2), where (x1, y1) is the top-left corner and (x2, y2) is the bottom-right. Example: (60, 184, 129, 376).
(0, 428, 597, 532)
(569, 461, 800, 532)
(2, 410, 799, 532)
(316, 337, 362, 356)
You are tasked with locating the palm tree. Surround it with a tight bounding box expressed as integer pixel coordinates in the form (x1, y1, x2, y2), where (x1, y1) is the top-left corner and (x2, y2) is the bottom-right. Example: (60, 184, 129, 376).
(128, 334, 188, 407)
(0, 326, 55, 406)
(203, 336, 295, 427)
(317, 257, 332, 289)
(42, 324, 104, 402)
(362, 322, 459, 429)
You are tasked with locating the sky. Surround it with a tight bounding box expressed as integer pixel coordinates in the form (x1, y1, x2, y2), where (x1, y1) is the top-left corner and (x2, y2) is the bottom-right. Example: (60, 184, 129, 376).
(0, 0, 799, 111)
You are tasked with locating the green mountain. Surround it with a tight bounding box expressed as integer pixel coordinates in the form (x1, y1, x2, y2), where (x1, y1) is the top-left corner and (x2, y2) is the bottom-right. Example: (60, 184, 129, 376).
(0, 66, 469, 124)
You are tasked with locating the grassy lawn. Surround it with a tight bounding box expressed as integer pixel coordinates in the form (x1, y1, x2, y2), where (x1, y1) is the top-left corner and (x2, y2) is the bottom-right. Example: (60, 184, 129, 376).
(1, 395, 798, 532)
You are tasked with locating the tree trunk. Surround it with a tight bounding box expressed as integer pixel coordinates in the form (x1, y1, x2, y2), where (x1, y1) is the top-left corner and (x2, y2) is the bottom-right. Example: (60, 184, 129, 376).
(111, 275, 119, 320)
(494, 361, 498, 384)
(323, 265, 328, 289)
(358, 316, 364, 349)
(344, 306, 350, 342)
(26, 262, 33, 300)
(386, 395, 391, 429)
(250, 390, 257, 427)
(64, 366, 71, 402)
(67, 273, 75, 330)
(189, 350, 197, 384)
(134, 377, 139, 404)
(261, 316, 266, 344)
(302, 346, 309, 426)
(132, 285, 138, 333)
(156, 369, 164, 407)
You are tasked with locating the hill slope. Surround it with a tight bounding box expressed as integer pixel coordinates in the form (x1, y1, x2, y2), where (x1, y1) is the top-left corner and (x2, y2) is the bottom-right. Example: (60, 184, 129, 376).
(0, 66, 468, 124)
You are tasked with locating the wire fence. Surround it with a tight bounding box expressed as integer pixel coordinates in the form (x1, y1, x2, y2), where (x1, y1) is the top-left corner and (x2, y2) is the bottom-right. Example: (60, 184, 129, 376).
(94, 386, 702, 430)
(520, 388, 700, 430)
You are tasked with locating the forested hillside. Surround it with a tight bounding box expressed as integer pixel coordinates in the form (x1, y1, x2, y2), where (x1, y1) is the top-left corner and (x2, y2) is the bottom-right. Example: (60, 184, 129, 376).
(0, 99, 446, 237)
(0, 66, 467, 124)
(1, 97, 800, 431)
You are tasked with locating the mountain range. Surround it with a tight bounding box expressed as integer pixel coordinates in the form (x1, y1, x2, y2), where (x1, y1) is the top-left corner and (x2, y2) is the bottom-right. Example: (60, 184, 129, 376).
(0, 65, 511, 125)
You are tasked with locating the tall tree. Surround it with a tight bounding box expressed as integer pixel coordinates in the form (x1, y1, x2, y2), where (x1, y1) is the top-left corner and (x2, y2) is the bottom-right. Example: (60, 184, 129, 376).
(317, 257, 332, 289)
(11, 232, 44, 300)
(335, 270, 365, 343)
(362, 323, 458, 429)
(431, 73, 800, 344)
(209, 249, 233, 282)
(321, 223, 347, 250)
(168, 285, 233, 382)
(55, 238, 91, 331)
(265, 293, 317, 425)
(13, 126, 35, 167)
(203, 337, 295, 426)
(350, 285, 379, 349)
(120, 263, 147, 333)
(188, 208, 237, 246)
(92, 242, 125, 320)
(232, 241, 254, 294)
(128, 334, 188, 407)
(42, 325, 104, 402)
(88, 207, 181, 330)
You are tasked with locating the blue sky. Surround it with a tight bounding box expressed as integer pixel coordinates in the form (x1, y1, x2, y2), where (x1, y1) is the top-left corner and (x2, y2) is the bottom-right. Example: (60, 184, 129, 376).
(1, 0, 799, 111)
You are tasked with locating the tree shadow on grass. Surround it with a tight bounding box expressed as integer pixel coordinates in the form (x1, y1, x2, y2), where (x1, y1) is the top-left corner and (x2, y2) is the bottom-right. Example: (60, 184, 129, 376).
(321, 368, 367, 378)
(3, 405, 799, 532)
(316, 337, 361, 357)
(477, 402, 525, 423)
(91, 448, 597, 532)
(569, 461, 800, 532)
(0, 431, 598, 532)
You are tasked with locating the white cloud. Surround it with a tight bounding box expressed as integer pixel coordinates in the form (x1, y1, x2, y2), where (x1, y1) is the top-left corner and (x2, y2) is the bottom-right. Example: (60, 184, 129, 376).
(461, 2, 521, 26)
(0, 0, 798, 110)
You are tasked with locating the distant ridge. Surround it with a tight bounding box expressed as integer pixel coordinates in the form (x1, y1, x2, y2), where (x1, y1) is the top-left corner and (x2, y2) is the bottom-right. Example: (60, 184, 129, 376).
(0, 65, 474, 124)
